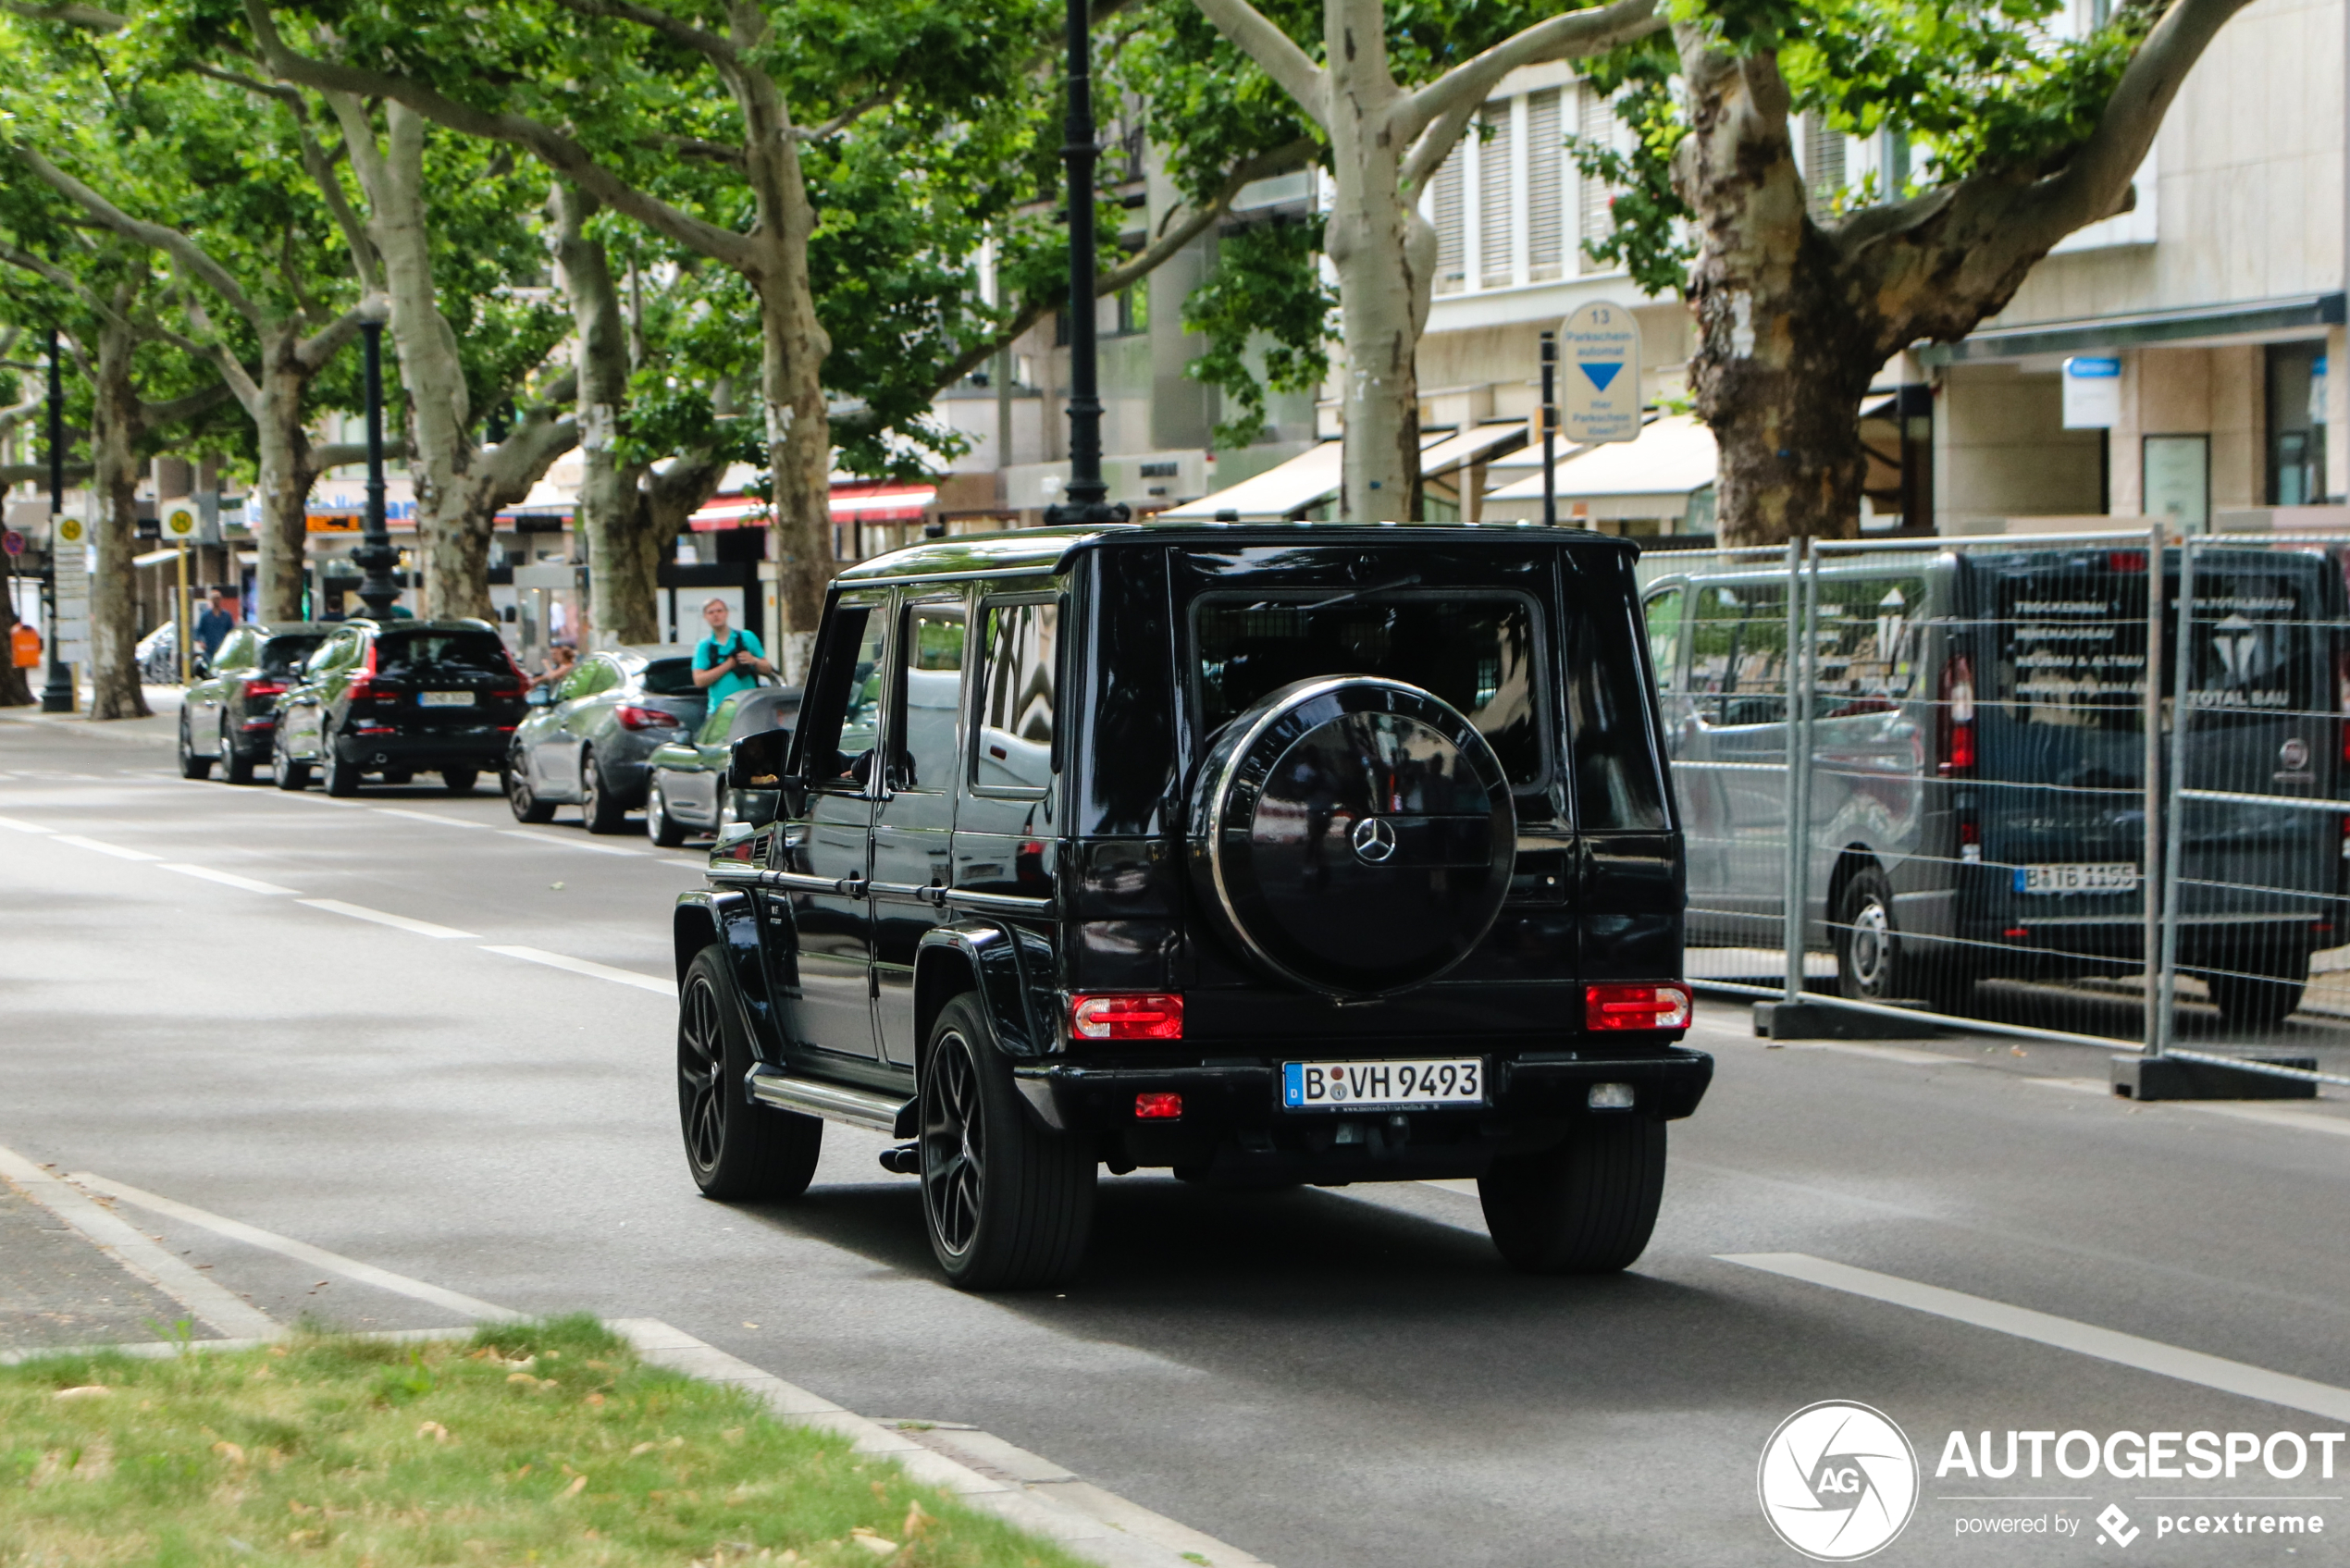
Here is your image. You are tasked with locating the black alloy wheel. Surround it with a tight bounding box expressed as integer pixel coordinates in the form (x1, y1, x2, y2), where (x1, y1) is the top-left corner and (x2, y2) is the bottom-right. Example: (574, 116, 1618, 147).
(442, 768, 476, 796)
(177, 710, 212, 780)
(221, 714, 255, 784)
(675, 947, 822, 1199)
(580, 747, 628, 834)
(507, 751, 555, 823)
(648, 778, 686, 847)
(323, 738, 363, 797)
(1478, 1117, 1666, 1275)
(918, 994, 1095, 1290)
(272, 720, 311, 791)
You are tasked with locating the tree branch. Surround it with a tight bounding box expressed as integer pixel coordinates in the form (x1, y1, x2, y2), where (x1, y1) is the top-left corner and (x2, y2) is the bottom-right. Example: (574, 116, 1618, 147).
(1394, 0, 1663, 147)
(11, 144, 266, 327)
(176, 289, 264, 415)
(1191, 0, 1327, 126)
(798, 83, 899, 142)
(243, 0, 757, 271)
(552, 0, 736, 67)
(137, 378, 234, 430)
(641, 131, 745, 167)
(1399, 93, 1480, 199)
(312, 437, 409, 468)
(0, 240, 130, 334)
(1, 0, 126, 28)
(0, 461, 93, 486)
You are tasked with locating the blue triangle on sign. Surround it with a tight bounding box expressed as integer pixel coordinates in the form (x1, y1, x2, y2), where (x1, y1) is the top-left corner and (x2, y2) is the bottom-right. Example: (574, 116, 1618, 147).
(1580, 362, 1624, 390)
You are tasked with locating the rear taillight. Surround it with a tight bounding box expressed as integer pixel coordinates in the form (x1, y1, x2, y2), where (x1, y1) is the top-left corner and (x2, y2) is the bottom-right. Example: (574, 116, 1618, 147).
(1070, 993, 1184, 1041)
(1939, 655, 1976, 775)
(245, 681, 284, 698)
(615, 704, 677, 731)
(1583, 982, 1691, 1031)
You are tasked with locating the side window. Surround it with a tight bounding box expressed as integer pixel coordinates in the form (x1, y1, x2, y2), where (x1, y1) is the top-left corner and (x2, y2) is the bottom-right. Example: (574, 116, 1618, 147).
(793, 603, 889, 792)
(1690, 583, 1788, 725)
(1812, 575, 1923, 718)
(698, 694, 741, 747)
(1643, 587, 1684, 693)
(558, 659, 601, 702)
(310, 632, 355, 676)
(896, 602, 966, 791)
(973, 599, 1059, 795)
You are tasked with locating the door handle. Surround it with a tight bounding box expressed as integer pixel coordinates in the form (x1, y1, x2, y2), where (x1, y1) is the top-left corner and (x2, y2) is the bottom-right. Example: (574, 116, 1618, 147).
(835, 871, 869, 896)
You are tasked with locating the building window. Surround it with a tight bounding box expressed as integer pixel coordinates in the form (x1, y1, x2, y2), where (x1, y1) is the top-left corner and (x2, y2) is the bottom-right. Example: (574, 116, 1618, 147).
(1577, 84, 1620, 273)
(1478, 102, 1515, 290)
(1116, 276, 1149, 336)
(1433, 146, 1466, 296)
(2267, 341, 2331, 505)
(1803, 115, 1847, 220)
(1528, 88, 1565, 282)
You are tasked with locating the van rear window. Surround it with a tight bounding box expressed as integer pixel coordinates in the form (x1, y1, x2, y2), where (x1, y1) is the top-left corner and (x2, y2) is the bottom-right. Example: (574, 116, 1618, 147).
(1194, 594, 1546, 786)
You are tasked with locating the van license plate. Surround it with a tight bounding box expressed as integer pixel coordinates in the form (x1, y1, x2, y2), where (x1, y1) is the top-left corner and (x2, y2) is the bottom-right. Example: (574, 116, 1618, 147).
(1282, 1059, 1484, 1111)
(420, 691, 475, 707)
(2018, 862, 2137, 895)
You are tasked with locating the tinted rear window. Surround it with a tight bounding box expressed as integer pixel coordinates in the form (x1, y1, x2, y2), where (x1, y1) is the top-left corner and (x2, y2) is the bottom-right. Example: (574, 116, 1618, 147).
(376, 631, 512, 677)
(260, 636, 326, 677)
(1194, 593, 1546, 786)
(641, 658, 700, 697)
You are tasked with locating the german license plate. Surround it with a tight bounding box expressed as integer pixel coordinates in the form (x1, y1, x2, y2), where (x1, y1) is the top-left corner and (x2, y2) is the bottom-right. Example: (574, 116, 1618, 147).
(2017, 862, 2137, 895)
(420, 690, 476, 707)
(1282, 1058, 1484, 1111)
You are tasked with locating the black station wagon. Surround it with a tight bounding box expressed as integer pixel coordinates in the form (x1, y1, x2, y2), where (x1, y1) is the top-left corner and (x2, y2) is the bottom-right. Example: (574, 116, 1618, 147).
(671, 523, 1711, 1290)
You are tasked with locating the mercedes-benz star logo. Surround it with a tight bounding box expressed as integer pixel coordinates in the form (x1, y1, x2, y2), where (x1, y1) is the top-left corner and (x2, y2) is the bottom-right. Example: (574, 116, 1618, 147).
(1349, 815, 1398, 865)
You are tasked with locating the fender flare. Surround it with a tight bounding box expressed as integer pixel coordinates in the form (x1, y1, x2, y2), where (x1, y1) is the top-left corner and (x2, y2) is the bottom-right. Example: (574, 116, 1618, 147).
(674, 888, 784, 1063)
(913, 920, 1054, 1062)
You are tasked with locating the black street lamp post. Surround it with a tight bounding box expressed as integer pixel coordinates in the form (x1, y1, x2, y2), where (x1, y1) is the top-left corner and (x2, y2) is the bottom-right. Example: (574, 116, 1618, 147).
(1540, 330, 1558, 528)
(1041, 0, 1130, 530)
(352, 314, 402, 620)
(40, 326, 75, 712)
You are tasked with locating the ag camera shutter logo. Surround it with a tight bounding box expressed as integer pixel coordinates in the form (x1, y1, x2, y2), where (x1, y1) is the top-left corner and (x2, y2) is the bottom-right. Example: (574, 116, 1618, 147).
(1759, 1401, 1920, 1561)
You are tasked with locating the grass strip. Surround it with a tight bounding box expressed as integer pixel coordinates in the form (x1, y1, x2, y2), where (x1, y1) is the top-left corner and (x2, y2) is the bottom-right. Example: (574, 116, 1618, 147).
(0, 1315, 1087, 1568)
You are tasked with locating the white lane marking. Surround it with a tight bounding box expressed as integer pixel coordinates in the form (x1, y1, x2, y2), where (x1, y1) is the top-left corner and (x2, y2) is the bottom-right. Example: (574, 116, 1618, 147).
(497, 828, 643, 857)
(1720, 1253, 2350, 1424)
(68, 1171, 521, 1324)
(0, 1144, 280, 1340)
(0, 814, 50, 833)
(296, 898, 478, 940)
(375, 807, 489, 830)
(161, 863, 300, 896)
(51, 833, 161, 861)
(482, 944, 674, 995)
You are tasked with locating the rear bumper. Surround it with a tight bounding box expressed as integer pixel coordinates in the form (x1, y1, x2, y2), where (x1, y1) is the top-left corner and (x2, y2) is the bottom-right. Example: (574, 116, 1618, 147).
(334, 728, 511, 769)
(1011, 1045, 1713, 1182)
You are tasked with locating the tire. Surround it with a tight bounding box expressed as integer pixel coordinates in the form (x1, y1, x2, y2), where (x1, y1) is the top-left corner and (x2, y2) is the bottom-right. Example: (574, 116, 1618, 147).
(580, 748, 628, 834)
(2206, 945, 2309, 1030)
(177, 711, 213, 780)
(676, 947, 822, 1200)
(1830, 864, 1971, 1011)
(648, 778, 686, 847)
(920, 994, 1095, 1290)
(273, 722, 311, 791)
(1478, 1117, 1666, 1275)
(323, 742, 362, 797)
(441, 768, 476, 796)
(221, 716, 255, 785)
(507, 754, 556, 823)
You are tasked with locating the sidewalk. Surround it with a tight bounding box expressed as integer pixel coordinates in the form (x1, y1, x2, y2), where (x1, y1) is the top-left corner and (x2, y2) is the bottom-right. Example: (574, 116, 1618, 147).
(0, 1176, 205, 1353)
(0, 684, 182, 747)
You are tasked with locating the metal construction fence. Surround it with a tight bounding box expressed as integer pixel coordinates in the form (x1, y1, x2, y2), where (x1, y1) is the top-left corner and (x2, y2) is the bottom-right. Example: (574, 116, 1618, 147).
(1636, 528, 2350, 1085)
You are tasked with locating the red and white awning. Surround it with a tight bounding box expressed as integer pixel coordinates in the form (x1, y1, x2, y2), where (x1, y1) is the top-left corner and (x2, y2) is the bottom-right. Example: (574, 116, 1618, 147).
(688, 483, 937, 531)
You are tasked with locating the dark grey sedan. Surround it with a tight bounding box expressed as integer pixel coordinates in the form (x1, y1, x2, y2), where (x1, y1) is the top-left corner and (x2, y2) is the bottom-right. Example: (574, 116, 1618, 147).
(644, 685, 798, 846)
(505, 646, 707, 833)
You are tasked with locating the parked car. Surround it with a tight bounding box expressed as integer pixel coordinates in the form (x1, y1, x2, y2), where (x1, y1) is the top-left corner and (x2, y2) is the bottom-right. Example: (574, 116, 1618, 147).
(1644, 544, 2343, 1025)
(646, 685, 798, 847)
(271, 619, 530, 796)
(506, 645, 706, 833)
(670, 522, 1707, 1290)
(177, 623, 334, 784)
(137, 620, 183, 685)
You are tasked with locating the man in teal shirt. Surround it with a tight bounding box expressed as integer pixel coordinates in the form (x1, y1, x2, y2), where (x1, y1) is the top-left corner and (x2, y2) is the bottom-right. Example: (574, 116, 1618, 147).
(691, 597, 775, 704)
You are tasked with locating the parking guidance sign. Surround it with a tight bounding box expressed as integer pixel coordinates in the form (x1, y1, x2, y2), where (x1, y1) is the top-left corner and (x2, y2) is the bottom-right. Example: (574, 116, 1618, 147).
(1560, 301, 1642, 443)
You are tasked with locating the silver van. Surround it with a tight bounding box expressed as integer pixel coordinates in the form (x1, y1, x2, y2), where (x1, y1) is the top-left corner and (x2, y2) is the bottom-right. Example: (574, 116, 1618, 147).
(1643, 545, 2342, 1026)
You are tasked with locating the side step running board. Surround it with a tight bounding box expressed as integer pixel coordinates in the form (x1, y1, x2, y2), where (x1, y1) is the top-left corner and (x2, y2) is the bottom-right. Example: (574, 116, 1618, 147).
(746, 1068, 909, 1133)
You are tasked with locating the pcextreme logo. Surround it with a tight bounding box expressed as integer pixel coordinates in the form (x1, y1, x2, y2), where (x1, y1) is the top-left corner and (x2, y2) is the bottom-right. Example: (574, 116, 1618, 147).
(1759, 1401, 1922, 1562)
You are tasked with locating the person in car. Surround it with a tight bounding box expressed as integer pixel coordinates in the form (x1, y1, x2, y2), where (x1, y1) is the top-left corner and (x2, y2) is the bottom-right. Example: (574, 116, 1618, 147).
(529, 642, 576, 691)
(690, 598, 774, 704)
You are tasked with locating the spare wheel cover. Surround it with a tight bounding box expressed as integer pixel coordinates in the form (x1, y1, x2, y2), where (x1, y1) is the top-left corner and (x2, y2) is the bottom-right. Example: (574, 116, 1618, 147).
(1190, 676, 1516, 997)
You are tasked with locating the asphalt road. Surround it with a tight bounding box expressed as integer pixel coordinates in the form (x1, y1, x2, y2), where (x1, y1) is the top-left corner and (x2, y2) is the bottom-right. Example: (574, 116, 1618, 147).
(5, 709, 2349, 1568)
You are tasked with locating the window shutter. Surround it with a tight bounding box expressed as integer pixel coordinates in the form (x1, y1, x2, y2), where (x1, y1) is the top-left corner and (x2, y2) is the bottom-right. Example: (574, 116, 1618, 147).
(1528, 88, 1564, 282)
(1478, 103, 1515, 290)
(1804, 116, 1847, 219)
(1577, 84, 1620, 274)
(1433, 148, 1466, 296)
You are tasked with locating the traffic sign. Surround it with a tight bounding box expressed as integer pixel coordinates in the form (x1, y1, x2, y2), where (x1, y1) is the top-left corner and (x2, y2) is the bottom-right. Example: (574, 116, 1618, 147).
(1559, 301, 1643, 443)
(1, 529, 22, 557)
(164, 501, 199, 539)
(55, 516, 84, 546)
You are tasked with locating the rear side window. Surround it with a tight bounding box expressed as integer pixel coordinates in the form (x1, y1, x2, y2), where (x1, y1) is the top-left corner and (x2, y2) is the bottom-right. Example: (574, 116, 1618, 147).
(1812, 574, 1924, 717)
(1644, 587, 1684, 693)
(640, 657, 698, 697)
(260, 635, 324, 677)
(1690, 583, 1788, 726)
(1565, 560, 1671, 831)
(974, 600, 1058, 794)
(376, 631, 511, 677)
(1194, 593, 1546, 786)
(898, 604, 966, 791)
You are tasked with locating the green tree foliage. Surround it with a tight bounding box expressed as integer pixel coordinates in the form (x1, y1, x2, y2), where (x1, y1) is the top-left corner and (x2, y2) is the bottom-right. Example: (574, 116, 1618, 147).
(1179, 217, 1333, 449)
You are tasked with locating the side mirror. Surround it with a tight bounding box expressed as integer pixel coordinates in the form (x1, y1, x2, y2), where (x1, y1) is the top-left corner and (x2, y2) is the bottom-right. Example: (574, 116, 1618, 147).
(728, 727, 793, 794)
(526, 685, 555, 708)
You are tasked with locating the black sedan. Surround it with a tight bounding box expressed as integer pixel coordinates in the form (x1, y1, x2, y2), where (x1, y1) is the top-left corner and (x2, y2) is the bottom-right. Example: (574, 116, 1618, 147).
(272, 619, 530, 796)
(177, 623, 334, 784)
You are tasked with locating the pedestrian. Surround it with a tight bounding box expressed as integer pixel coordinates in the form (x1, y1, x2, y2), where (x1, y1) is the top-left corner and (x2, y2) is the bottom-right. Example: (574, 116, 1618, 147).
(531, 642, 576, 691)
(691, 598, 773, 704)
(194, 587, 236, 662)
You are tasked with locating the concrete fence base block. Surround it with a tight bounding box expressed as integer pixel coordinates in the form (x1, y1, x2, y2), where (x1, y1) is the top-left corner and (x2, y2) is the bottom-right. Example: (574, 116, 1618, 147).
(1752, 1000, 1945, 1041)
(2110, 1054, 2319, 1101)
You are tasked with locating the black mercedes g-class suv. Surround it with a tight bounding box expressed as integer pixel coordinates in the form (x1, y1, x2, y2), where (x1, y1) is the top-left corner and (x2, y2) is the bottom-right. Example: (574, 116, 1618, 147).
(672, 523, 1709, 1290)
